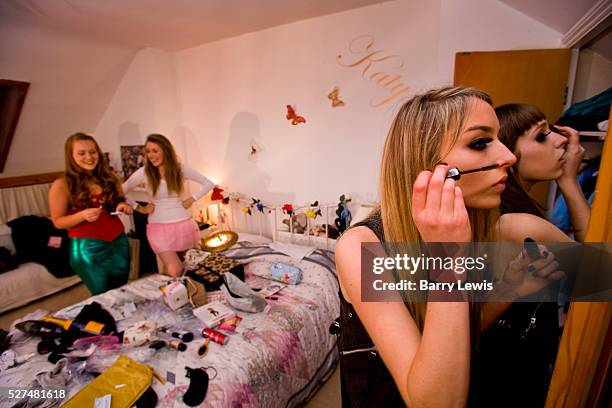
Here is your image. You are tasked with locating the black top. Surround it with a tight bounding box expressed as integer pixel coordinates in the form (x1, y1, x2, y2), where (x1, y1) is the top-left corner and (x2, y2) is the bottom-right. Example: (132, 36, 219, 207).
(338, 211, 405, 407)
(338, 211, 559, 407)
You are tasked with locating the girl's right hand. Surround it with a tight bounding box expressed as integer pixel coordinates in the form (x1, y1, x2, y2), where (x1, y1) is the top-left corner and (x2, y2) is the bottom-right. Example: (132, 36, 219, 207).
(80, 207, 102, 222)
(556, 125, 584, 183)
(412, 165, 471, 243)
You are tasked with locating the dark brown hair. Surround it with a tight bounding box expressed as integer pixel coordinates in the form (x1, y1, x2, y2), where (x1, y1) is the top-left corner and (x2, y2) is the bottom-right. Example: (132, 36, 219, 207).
(144, 133, 184, 196)
(64, 132, 124, 211)
(495, 103, 546, 217)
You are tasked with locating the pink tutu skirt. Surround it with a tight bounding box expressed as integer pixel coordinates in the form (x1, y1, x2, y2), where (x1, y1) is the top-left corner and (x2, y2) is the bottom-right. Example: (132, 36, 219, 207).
(146, 218, 200, 253)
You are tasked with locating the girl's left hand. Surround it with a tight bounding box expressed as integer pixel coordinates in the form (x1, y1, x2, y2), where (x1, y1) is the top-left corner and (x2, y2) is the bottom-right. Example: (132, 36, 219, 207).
(182, 197, 195, 209)
(502, 245, 565, 298)
(115, 202, 134, 215)
(555, 125, 584, 182)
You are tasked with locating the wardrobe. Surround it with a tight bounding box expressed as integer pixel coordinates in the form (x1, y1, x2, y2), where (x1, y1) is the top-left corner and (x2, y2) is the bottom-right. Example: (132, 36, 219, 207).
(454, 17, 611, 408)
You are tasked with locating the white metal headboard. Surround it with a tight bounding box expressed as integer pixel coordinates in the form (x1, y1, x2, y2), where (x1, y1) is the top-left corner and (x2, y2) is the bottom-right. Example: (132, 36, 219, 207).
(210, 198, 378, 251)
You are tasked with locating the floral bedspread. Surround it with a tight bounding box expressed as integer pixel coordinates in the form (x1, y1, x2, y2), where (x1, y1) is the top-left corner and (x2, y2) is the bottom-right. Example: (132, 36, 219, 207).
(0, 244, 339, 408)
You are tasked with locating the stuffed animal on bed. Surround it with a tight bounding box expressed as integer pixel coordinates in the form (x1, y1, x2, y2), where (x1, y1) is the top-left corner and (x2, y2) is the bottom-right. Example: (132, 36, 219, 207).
(282, 213, 308, 234)
(334, 195, 352, 234)
(310, 224, 339, 239)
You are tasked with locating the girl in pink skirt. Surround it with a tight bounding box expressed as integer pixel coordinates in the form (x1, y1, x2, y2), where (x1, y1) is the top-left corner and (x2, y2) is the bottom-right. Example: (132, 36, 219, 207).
(123, 134, 215, 277)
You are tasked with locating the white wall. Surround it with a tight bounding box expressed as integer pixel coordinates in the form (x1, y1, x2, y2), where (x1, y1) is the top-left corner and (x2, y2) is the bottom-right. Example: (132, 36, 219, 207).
(1, 0, 564, 214)
(437, 0, 563, 82)
(94, 48, 182, 172)
(174, 0, 563, 210)
(175, 0, 442, 208)
(0, 23, 137, 176)
(572, 48, 612, 103)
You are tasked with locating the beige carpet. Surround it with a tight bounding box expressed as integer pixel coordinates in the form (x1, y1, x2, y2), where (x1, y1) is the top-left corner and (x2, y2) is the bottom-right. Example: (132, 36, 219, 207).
(0, 283, 90, 330)
(305, 365, 341, 407)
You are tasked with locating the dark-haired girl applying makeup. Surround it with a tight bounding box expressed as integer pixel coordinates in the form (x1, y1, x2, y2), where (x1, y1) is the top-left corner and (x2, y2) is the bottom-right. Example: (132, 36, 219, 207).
(496, 103, 590, 242)
(477, 103, 584, 408)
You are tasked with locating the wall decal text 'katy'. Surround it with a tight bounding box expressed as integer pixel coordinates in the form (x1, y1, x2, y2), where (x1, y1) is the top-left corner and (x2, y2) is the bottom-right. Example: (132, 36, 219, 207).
(337, 35, 409, 107)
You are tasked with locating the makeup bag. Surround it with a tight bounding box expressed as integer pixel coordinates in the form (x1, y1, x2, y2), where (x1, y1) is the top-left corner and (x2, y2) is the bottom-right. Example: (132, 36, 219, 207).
(62, 355, 161, 408)
(186, 252, 244, 291)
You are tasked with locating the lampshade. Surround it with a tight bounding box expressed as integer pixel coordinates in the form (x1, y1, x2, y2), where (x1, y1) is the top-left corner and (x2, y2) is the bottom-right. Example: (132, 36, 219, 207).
(208, 203, 220, 225)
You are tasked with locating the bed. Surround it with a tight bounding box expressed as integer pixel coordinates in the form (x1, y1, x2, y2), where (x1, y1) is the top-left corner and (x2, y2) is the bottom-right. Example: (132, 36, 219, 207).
(0, 261, 81, 314)
(0, 172, 83, 314)
(0, 243, 339, 407)
(0, 172, 145, 314)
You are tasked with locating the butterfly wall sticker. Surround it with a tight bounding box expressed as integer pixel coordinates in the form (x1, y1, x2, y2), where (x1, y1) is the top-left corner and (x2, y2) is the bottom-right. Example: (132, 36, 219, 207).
(286, 105, 306, 125)
(328, 86, 345, 107)
(249, 142, 261, 156)
(251, 198, 264, 213)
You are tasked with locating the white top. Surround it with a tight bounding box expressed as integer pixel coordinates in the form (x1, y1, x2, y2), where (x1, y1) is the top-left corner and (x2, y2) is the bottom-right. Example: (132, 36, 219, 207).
(123, 164, 214, 224)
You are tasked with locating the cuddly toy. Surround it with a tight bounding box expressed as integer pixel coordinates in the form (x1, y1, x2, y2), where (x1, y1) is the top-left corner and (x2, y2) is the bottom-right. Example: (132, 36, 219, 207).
(282, 213, 307, 234)
(310, 224, 339, 239)
(335, 194, 352, 234)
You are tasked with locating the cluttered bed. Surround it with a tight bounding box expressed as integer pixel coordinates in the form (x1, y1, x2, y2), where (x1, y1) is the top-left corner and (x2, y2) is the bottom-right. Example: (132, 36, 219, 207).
(0, 241, 339, 407)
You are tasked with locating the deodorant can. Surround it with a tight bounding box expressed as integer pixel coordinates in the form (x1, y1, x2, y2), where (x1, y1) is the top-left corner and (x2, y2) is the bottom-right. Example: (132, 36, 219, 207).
(201, 328, 229, 345)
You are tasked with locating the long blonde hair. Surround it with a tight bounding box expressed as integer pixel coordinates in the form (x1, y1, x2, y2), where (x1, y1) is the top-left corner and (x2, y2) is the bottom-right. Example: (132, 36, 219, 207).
(380, 86, 498, 333)
(144, 133, 184, 196)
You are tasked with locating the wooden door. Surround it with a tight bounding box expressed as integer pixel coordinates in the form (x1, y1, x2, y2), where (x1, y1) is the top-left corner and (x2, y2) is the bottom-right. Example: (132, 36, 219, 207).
(454, 48, 572, 208)
(454, 48, 572, 121)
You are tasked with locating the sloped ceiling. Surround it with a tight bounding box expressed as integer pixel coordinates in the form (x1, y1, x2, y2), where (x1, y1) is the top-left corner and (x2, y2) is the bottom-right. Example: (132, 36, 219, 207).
(2, 0, 607, 54)
(499, 0, 600, 33)
(0, 0, 390, 51)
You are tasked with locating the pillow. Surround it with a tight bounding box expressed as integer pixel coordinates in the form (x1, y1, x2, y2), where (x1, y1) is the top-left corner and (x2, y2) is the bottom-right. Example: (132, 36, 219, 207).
(351, 204, 377, 225)
(0, 246, 18, 273)
(237, 232, 272, 245)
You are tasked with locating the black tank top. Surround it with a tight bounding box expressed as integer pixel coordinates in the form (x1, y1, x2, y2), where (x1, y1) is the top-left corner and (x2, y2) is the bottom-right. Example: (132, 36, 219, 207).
(338, 211, 405, 407)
